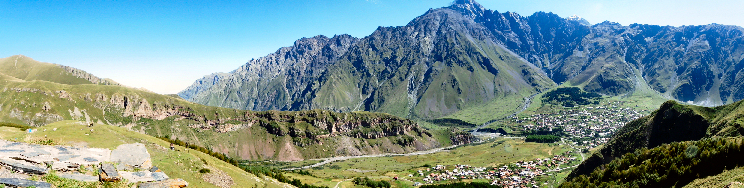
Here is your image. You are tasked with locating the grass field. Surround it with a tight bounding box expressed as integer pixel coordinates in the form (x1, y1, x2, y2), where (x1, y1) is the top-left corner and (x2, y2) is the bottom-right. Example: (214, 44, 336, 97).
(0, 120, 289, 188)
(297, 138, 565, 179)
(440, 92, 531, 126)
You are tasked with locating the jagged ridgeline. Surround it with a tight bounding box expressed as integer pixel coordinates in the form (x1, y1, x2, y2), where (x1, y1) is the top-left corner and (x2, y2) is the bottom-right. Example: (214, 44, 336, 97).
(182, 0, 744, 123)
(179, 0, 557, 124)
(565, 99, 744, 185)
(0, 55, 469, 161)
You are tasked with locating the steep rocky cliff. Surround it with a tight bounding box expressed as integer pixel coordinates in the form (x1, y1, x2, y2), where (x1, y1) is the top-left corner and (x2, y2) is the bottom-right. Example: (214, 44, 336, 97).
(181, 0, 556, 121)
(179, 35, 359, 111)
(182, 0, 744, 115)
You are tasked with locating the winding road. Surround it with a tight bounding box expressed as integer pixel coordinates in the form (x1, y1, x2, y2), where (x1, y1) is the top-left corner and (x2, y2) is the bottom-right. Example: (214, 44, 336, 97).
(287, 92, 542, 171)
(284, 144, 461, 171)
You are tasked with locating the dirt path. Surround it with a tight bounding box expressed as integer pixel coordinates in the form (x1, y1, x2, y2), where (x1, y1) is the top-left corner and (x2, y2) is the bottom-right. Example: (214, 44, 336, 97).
(333, 179, 350, 188)
(284, 144, 460, 170)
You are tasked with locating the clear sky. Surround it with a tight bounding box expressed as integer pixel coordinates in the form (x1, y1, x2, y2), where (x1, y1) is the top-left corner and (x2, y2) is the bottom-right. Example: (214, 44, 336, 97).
(2, 0, 743, 94)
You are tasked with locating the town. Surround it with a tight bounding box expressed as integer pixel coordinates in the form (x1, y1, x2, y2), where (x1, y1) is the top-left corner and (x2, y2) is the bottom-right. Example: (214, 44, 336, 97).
(410, 101, 649, 187)
(409, 150, 580, 187)
(513, 101, 648, 151)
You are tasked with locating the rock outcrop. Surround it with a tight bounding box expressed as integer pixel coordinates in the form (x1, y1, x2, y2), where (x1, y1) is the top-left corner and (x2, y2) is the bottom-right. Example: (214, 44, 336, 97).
(58, 65, 119, 85)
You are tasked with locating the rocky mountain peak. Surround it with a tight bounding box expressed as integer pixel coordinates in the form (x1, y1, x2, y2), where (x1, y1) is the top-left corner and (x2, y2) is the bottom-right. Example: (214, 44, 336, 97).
(449, 0, 485, 18)
(566, 14, 591, 26)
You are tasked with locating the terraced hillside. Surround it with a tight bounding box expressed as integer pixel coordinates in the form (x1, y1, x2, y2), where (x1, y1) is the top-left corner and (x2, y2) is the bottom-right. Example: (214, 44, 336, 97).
(0, 55, 465, 162)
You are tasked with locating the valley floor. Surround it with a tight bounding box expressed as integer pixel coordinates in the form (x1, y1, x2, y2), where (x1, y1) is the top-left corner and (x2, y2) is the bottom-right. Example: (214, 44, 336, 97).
(271, 94, 665, 188)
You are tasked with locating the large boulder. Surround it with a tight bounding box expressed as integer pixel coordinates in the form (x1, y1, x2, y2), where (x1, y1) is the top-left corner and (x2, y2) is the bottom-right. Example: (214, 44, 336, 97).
(111, 143, 152, 169)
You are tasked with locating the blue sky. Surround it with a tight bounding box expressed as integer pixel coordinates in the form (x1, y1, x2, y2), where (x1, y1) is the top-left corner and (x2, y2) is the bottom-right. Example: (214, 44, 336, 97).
(2, 0, 743, 94)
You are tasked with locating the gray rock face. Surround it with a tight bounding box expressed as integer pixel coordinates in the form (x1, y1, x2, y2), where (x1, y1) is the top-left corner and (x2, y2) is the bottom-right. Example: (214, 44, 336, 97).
(110, 143, 152, 169)
(179, 34, 360, 111)
(181, 0, 744, 114)
(179, 1, 555, 119)
(0, 178, 51, 188)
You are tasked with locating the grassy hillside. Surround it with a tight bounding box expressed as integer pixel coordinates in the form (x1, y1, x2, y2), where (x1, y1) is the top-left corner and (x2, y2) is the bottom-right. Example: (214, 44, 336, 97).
(0, 120, 290, 188)
(0, 55, 117, 85)
(0, 55, 457, 162)
(565, 99, 744, 185)
(561, 137, 744, 187)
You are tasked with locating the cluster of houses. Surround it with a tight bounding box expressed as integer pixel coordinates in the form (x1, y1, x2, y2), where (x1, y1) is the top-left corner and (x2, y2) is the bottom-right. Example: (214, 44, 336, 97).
(514, 101, 647, 150)
(408, 102, 649, 187)
(412, 151, 579, 187)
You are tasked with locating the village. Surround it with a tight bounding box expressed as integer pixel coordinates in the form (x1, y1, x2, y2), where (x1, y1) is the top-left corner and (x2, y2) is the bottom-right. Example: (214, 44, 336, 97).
(408, 150, 580, 187)
(514, 101, 648, 151)
(409, 101, 648, 187)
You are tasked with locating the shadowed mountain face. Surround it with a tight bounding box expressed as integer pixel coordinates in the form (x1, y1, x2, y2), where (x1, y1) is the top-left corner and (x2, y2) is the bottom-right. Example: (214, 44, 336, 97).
(181, 0, 744, 118)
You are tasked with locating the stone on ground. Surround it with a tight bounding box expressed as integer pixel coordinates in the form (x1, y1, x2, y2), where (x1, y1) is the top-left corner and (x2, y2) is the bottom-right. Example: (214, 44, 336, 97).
(111, 143, 152, 169)
(119, 171, 169, 183)
(0, 159, 48, 175)
(60, 173, 99, 182)
(0, 178, 51, 188)
(137, 178, 188, 188)
(99, 163, 121, 182)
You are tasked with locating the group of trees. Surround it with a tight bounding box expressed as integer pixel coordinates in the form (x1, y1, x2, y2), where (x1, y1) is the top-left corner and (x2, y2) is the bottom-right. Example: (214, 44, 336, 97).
(541, 87, 602, 107)
(352, 177, 391, 188)
(525, 135, 561, 143)
(158, 136, 328, 188)
(561, 137, 744, 187)
(0, 122, 32, 131)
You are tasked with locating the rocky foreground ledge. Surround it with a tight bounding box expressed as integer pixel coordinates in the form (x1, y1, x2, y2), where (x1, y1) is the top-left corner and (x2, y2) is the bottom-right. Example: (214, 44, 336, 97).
(0, 140, 188, 187)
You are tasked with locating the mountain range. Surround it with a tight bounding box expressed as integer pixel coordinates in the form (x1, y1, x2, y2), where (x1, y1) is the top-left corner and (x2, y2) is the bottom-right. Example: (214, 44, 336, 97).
(180, 0, 744, 124)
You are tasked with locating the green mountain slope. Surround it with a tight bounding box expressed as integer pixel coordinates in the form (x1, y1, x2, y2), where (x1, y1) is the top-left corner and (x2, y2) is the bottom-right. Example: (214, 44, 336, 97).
(0, 55, 118, 85)
(565, 99, 744, 184)
(561, 137, 744, 187)
(0, 56, 462, 162)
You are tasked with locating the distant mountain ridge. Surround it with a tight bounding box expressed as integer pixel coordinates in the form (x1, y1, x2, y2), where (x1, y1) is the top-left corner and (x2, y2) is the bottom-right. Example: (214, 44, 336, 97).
(181, 0, 744, 121)
(0, 55, 119, 86)
(180, 0, 556, 122)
